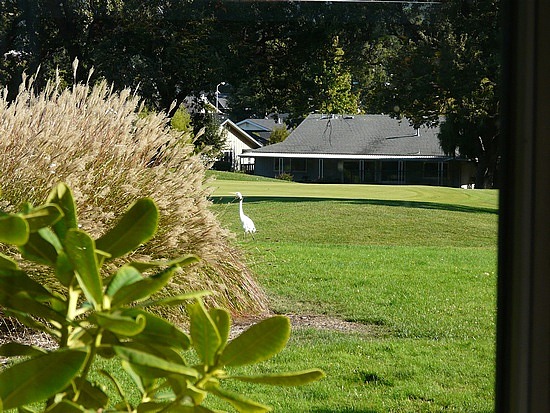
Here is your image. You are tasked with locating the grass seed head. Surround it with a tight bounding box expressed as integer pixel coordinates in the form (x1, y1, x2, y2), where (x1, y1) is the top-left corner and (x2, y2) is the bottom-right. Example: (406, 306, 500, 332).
(0, 70, 268, 320)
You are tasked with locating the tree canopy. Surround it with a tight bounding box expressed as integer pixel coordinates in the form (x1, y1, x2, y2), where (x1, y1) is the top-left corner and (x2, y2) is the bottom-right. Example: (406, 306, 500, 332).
(366, 0, 501, 187)
(0, 0, 501, 187)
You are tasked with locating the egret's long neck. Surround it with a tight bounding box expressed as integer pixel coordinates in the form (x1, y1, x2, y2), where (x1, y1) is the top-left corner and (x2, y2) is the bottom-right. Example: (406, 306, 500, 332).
(239, 199, 245, 218)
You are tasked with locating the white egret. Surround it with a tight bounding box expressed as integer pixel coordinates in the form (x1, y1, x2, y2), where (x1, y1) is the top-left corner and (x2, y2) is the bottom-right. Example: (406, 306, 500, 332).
(234, 192, 256, 237)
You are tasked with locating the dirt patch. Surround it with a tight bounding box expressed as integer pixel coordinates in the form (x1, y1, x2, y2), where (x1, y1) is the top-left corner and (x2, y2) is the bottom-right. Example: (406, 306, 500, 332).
(231, 313, 386, 338)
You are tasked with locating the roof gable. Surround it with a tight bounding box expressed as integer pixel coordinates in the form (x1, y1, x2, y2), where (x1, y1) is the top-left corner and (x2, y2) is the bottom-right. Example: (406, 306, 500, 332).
(221, 119, 263, 149)
(237, 118, 284, 132)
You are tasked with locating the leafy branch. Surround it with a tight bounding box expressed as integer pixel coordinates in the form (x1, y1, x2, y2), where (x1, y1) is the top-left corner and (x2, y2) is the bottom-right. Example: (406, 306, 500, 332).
(0, 182, 324, 412)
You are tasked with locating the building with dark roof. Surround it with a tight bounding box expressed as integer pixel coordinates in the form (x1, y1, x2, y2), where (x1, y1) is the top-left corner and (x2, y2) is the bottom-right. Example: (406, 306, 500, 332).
(241, 114, 476, 187)
(236, 116, 288, 145)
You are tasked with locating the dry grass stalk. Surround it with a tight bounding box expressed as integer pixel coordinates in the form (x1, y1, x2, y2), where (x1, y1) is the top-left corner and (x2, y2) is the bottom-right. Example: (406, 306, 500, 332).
(0, 70, 268, 323)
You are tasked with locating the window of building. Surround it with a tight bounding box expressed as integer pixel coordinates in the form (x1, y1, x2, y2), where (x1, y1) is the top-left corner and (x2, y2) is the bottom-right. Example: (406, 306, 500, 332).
(292, 158, 307, 173)
(381, 161, 399, 182)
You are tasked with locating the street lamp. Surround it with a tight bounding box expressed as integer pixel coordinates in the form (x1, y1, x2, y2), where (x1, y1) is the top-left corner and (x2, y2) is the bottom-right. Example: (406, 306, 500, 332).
(216, 81, 226, 112)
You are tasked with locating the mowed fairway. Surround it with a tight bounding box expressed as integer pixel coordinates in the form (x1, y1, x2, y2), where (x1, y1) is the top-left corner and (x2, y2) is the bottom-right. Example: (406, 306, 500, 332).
(208, 173, 498, 412)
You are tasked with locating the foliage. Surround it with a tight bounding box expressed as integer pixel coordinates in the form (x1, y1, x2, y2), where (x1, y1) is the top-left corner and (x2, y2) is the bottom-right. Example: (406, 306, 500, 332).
(274, 173, 293, 182)
(170, 104, 193, 134)
(0, 0, 406, 119)
(0, 1, 501, 186)
(191, 111, 228, 159)
(0, 182, 324, 412)
(268, 126, 290, 144)
(368, 0, 501, 188)
(0, 70, 267, 317)
(171, 100, 227, 157)
(0, 0, 219, 109)
(313, 37, 358, 115)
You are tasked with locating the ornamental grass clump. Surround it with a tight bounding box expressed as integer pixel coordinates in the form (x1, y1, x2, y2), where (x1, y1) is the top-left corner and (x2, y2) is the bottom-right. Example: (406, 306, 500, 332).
(0, 69, 268, 319)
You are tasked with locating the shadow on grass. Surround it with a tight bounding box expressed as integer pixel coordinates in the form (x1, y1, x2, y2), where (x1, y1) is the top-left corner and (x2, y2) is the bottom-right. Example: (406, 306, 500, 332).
(311, 406, 494, 413)
(210, 196, 497, 215)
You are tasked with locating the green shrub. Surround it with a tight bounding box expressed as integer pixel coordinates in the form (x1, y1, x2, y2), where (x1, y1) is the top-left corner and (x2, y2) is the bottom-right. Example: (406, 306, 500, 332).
(0, 182, 324, 412)
(171, 104, 193, 133)
(0, 70, 267, 318)
(275, 173, 294, 182)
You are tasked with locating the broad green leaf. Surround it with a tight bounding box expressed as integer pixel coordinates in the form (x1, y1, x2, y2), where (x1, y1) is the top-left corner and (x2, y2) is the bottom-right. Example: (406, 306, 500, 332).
(128, 254, 199, 272)
(37, 227, 64, 252)
(115, 340, 186, 366)
(0, 214, 28, 245)
(135, 401, 174, 412)
(0, 342, 47, 358)
(16, 406, 37, 413)
(207, 385, 272, 413)
(62, 377, 109, 411)
(64, 229, 103, 308)
(120, 360, 146, 394)
(0, 291, 67, 325)
(55, 251, 75, 287)
(219, 316, 290, 367)
(187, 300, 221, 366)
(46, 182, 77, 240)
(22, 204, 63, 232)
(138, 291, 211, 308)
(0, 268, 58, 303)
(121, 363, 162, 387)
(95, 312, 146, 336)
(99, 369, 133, 410)
(18, 230, 59, 266)
(0, 348, 87, 410)
(210, 308, 231, 346)
(111, 265, 179, 308)
(166, 374, 188, 397)
(123, 308, 191, 350)
(133, 342, 186, 365)
(114, 346, 199, 379)
(182, 383, 208, 406)
(106, 265, 144, 298)
(229, 369, 326, 386)
(0, 252, 18, 270)
(94, 330, 118, 358)
(0, 308, 60, 338)
(95, 198, 158, 260)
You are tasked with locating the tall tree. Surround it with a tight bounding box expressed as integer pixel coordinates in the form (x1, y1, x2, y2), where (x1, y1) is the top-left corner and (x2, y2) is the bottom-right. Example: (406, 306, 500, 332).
(368, 0, 501, 188)
(313, 36, 358, 115)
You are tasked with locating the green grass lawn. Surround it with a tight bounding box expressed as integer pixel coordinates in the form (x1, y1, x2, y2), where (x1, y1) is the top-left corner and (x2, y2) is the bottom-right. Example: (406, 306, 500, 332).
(207, 172, 498, 412)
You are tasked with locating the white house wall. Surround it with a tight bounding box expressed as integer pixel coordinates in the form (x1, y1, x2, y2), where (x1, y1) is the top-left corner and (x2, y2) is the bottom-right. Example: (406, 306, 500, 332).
(223, 130, 256, 170)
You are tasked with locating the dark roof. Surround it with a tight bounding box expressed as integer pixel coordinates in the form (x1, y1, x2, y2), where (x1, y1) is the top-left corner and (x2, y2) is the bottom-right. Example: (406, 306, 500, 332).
(237, 118, 288, 146)
(237, 118, 285, 131)
(244, 114, 448, 159)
